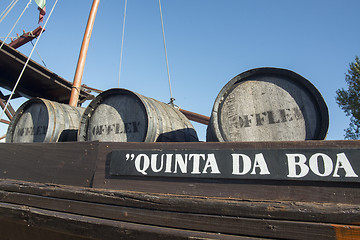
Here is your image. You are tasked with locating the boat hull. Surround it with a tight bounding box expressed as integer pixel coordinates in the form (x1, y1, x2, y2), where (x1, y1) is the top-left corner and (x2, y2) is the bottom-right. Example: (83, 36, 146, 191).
(0, 141, 359, 239)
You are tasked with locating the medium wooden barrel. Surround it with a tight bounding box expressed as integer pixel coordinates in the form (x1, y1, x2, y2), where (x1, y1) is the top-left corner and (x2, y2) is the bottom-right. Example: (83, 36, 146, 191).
(78, 88, 198, 142)
(6, 98, 85, 143)
(207, 68, 329, 142)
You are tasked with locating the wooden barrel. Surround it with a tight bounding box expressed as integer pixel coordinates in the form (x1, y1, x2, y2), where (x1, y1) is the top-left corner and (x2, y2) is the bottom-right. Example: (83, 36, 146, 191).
(78, 88, 199, 142)
(6, 98, 85, 143)
(207, 68, 329, 142)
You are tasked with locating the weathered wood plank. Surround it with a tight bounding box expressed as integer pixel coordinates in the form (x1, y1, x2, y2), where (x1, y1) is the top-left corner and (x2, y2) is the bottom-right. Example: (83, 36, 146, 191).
(0, 202, 262, 240)
(92, 140, 360, 149)
(0, 191, 358, 240)
(0, 142, 98, 187)
(0, 180, 359, 239)
(0, 179, 359, 226)
(332, 224, 360, 240)
(0, 220, 91, 240)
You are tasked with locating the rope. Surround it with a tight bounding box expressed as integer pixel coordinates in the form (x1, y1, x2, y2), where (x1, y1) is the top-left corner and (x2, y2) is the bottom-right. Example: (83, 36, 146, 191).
(118, 0, 127, 88)
(0, 0, 59, 122)
(0, 0, 19, 24)
(31, 40, 47, 67)
(0, 0, 15, 19)
(0, 0, 31, 51)
(158, 0, 175, 105)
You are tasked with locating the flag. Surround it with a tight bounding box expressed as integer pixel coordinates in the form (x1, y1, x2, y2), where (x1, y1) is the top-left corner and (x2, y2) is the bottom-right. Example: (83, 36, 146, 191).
(35, 0, 46, 23)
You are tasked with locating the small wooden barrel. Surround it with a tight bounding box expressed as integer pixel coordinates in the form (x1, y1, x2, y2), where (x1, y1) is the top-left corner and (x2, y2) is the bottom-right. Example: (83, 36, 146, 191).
(207, 68, 329, 142)
(78, 88, 198, 142)
(6, 98, 85, 143)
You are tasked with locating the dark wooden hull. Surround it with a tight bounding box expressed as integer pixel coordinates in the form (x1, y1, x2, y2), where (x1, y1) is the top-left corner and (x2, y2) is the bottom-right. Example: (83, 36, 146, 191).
(0, 141, 359, 239)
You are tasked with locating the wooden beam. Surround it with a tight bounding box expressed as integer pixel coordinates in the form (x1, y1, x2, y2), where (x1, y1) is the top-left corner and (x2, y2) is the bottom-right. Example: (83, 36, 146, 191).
(0, 119, 10, 124)
(0, 41, 93, 103)
(179, 108, 209, 125)
(8, 26, 44, 49)
(0, 98, 13, 120)
(69, 0, 100, 107)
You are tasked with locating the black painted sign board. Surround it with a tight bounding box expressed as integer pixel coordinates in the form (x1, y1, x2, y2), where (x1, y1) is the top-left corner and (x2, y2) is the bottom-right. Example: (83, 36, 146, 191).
(110, 148, 360, 182)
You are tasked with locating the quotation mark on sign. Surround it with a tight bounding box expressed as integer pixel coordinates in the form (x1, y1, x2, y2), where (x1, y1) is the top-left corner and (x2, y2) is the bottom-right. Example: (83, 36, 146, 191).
(126, 154, 135, 161)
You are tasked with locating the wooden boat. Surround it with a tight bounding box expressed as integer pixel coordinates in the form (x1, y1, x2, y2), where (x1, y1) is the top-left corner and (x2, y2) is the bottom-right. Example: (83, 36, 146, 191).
(0, 2, 359, 239)
(0, 140, 360, 239)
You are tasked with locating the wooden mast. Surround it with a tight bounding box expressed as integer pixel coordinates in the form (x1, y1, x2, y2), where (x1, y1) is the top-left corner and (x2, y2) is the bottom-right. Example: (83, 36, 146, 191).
(69, 0, 100, 107)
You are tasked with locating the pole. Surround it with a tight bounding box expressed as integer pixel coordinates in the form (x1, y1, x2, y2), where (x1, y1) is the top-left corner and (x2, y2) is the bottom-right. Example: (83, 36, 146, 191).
(179, 108, 210, 125)
(69, 0, 100, 107)
(0, 98, 13, 120)
(0, 119, 10, 124)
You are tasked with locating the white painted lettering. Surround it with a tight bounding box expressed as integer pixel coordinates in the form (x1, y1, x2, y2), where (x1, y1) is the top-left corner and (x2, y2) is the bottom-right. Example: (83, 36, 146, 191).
(164, 154, 173, 173)
(135, 154, 150, 175)
(150, 154, 163, 173)
(309, 153, 333, 177)
(286, 154, 309, 178)
(333, 153, 358, 177)
(189, 154, 205, 174)
(251, 153, 270, 175)
(202, 154, 220, 174)
(174, 154, 188, 173)
(232, 154, 252, 175)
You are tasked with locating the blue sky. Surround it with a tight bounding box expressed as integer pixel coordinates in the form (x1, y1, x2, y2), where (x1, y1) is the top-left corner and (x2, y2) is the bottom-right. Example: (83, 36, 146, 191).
(0, 0, 359, 141)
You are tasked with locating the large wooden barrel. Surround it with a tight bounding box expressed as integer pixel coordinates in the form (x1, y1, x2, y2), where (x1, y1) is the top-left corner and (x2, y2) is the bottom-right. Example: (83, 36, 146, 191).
(207, 68, 329, 142)
(78, 88, 198, 142)
(6, 98, 85, 143)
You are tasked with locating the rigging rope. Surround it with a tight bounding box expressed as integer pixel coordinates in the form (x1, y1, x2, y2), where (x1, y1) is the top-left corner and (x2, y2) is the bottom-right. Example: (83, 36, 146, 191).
(0, 0, 59, 123)
(118, 0, 127, 88)
(158, 0, 175, 105)
(31, 40, 47, 67)
(0, 0, 19, 24)
(0, 0, 31, 50)
(0, 0, 15, 19)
